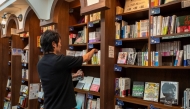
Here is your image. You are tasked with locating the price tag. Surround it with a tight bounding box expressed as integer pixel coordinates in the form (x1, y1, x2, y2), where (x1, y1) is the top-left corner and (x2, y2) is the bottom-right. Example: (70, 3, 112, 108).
(88, 44, 94, 49)
(114, 64, 122, 72)
(116, 15, 122, 21)
(88, 22, 94, 28)
(116, 99, 124, 106)
(151, 8, 160, 15)
(69, 46, 74, 50)
(87, 93, 93, 99)
(69, 27, 74, 31)
(115, 40, 122, 46)
(150, 37, 160, 44)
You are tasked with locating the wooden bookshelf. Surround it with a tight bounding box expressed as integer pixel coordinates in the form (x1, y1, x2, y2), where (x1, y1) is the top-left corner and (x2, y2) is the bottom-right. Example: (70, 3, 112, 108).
(116, 96, 182, 109)
(117, 64, 190, 69)
(74, 88, 100, 96)
(69, 44, 87, 46)
(116, 37, 148, 41)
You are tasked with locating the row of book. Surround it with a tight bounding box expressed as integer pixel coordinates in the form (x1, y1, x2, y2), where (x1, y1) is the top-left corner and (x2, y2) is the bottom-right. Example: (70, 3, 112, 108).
(69, 26, 87, 44)
(151, 15, 190, 36)
(75, 76, 100, 92)
(90, 12, 101, 22)
(75, 93, 100, 109)
(41, 25, 55, 33)
(20, 85, 28, 95)
(183, 88, 190, 109)
(117, 51, 148, 66)
(155, 41, 180, 56)
(66, 50, 101, 65)
(115, 19, 149, 39)
(22, 69, 28, 80)
(151, 0, 176, 7)
(115, 79, 179, 105)
(18, 96, 27, 108)
(3, 101, 11, 109)
(20, 32, 29, 38)
(89, 27, 101, 43)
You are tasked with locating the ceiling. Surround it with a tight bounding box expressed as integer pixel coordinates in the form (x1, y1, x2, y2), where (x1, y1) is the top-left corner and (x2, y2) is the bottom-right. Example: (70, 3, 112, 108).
(0, 0, 28, 21)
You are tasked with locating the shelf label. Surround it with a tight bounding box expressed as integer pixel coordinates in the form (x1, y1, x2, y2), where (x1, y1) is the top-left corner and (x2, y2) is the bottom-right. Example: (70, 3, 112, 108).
(115, 15, 122, 21)
(115, 40, 122, 46)
(87, 93, 93, 99)
(88, 44, 94, 49)
(69, 27, 74, 31)
(116, 99, 124, 106)
(151, 8, 160, 15)
(181, 0, 190, 8)
(150, 37, 160, 44)
(88, 22, 94, 28)
(114, 64, 122, 72)
(69, 46, 74, 50)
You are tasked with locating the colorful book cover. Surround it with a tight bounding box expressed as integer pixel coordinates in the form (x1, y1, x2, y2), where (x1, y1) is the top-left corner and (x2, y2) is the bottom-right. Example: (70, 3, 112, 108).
(117, 52, 128, 64)
(132, 81, 144, 98)
(143, 82, 159, 102)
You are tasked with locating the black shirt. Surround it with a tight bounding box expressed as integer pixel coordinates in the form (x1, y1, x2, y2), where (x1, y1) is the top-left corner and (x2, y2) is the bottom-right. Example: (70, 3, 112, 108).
(37, 53, 83, 109)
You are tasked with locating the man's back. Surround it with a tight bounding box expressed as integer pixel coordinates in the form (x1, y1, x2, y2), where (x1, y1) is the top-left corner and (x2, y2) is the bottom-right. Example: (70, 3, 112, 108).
(37, 53, 83, 109)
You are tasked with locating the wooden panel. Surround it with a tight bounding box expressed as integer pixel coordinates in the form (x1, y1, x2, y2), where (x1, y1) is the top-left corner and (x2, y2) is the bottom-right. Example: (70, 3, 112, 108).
(100, 0, 116, 108)
(28, 10, 41, 109)
(0, 29, 3, 109)
(11, 56, 22, 106)
(57, 1, 69, 55)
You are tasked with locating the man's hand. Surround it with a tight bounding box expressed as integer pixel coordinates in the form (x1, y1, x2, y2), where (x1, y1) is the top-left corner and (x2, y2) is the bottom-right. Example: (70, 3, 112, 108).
(72, 69, 84, 78)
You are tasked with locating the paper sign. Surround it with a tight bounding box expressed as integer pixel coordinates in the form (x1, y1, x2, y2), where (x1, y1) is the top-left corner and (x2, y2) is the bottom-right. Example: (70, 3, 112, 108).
(87, 0, 99, 6)
(109, 46, 114, 58)
(29, 83, 40, 99)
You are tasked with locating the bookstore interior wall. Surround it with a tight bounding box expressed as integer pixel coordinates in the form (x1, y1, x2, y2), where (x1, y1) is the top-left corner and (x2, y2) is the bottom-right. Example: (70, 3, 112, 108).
(1, 0, 190, 109)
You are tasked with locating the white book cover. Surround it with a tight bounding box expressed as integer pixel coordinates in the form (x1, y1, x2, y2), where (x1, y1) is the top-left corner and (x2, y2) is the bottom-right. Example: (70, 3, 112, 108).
(160, 81, 179, 105)
(83, 76, 94, 91)
(75, 77, 87, 89)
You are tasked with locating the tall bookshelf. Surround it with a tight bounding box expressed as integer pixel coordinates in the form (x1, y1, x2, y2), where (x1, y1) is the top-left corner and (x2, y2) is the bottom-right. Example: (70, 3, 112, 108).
(113, 0, 190, 109)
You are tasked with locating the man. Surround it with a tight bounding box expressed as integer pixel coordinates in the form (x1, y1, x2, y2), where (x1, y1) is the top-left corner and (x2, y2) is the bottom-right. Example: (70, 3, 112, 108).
(37, 30, 98, 109)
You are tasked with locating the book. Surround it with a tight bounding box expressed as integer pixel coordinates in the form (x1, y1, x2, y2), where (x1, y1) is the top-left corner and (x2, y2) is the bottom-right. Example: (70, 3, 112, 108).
(132, 81, 144, 98)
(160, 81, 179, 105)
(143, 82, 159, 102)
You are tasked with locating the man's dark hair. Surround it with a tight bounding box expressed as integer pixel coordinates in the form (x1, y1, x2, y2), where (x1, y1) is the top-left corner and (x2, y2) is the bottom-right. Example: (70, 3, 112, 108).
(40, 30, 61, 53)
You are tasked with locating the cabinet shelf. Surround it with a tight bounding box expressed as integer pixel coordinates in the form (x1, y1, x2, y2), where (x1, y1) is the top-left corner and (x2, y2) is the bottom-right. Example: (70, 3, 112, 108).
(82, 64, 100, 67)
(117, 64, 190, 69)
(116, 37, 148, 41)
(74, 88, 100, 97)
(115, 96, 181, 109)
(116, 8, 149, 20)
